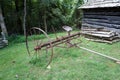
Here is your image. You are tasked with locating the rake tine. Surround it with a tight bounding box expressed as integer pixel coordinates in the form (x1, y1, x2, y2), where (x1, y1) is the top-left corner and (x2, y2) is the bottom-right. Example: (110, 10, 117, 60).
(52, 26, 58, 39)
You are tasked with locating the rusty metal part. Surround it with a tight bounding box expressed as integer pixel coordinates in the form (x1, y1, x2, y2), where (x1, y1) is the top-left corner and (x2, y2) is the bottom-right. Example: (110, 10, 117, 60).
(26, 26, 120, 68)
(26, 27, 53, 67)
(52, 26, 58, 39)
(26, 27, 82, 67)
(35, 32, 81, 50)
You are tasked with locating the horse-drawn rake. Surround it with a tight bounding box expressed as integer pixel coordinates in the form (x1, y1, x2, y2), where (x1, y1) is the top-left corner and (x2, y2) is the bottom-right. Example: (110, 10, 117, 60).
(26, 26, 120, 68)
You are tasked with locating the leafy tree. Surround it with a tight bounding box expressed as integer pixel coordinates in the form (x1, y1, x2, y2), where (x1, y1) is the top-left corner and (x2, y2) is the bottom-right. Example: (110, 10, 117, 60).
(0, 0, 83, 35)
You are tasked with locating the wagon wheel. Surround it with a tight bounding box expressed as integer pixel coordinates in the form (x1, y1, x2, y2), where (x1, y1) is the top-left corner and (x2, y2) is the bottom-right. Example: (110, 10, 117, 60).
(26, 27, 53, 67)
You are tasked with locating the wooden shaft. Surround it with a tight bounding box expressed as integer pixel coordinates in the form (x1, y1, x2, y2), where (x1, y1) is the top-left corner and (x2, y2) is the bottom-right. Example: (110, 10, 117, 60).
(76, 45, 120, 62)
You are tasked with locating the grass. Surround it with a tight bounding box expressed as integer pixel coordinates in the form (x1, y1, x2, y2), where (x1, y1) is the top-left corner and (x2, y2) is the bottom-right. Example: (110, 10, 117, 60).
(0, 31, 120, 80)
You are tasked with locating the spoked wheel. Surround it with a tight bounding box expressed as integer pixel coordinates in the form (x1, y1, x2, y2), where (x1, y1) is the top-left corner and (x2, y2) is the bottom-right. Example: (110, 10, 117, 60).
(26, 27, 53, 67)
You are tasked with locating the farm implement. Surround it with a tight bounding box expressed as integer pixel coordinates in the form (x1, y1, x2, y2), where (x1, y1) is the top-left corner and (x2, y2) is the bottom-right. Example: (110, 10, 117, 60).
(26, 26, 120, 68)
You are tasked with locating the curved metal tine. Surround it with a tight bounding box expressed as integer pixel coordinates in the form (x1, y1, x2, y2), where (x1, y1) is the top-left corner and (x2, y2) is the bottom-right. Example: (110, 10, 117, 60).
(29, 29, 36, 46)
(26, 37, 31, 56)
(46, 46, 54, 67)
(31, 49, 35, 54)
(35, 49, 38, 57)
(45, 47, 48, 64)
(37, 39, 43, 50)
(52, 26, 58, 39)
(36, 39, 39, 46)
(38, 28, 42, 44)
(34, 28, 43, 49)
(80, 36, 90, 47)
(37, 31, 43, 46)
(31, 50, 38, 60)
(75, 35, 82, 44)
(26, 30, 34, 56)
(37, 40, 43, 57)
(37, 49, 40, 57)
(39, 39, 43, 46)
(32, 28, 38, 46)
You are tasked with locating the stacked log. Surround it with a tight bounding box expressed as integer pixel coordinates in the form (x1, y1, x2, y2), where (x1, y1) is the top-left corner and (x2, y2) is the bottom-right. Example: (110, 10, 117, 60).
(81, 27, 120, 44)
(0, 38, 8, 48)
(81, 7, 120, 38)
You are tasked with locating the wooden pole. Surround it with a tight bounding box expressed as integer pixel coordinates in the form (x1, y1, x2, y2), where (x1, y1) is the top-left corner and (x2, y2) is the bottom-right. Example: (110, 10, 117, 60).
(75, 45, 120, 63)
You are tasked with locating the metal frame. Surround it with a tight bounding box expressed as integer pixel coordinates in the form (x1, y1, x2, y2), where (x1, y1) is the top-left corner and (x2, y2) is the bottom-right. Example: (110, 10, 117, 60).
(26, 27, 120, 67)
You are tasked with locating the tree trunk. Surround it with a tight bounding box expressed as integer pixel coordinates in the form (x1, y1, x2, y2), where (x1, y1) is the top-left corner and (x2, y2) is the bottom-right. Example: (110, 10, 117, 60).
(0, 6, 8, 37)
(14, 0, 23, 34)
(44, 11, 47, 33)
(23, 0, 27, 36)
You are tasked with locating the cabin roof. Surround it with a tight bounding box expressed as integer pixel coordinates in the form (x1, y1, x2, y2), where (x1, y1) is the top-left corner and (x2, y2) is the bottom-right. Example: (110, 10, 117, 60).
(79, 0, 120, 9)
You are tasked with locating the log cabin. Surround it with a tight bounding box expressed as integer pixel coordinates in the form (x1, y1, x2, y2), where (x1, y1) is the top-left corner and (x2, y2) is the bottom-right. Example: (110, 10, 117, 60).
(79, 0, 120, 35)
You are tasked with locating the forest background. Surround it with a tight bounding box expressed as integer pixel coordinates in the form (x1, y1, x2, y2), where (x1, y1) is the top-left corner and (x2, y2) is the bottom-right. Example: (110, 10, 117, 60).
(0, 0, 83, 35)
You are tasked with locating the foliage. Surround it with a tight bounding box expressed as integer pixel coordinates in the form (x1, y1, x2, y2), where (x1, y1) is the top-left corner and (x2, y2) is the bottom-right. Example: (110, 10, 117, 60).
(0, 32, 120, 80)
(0, 0, 83, 34)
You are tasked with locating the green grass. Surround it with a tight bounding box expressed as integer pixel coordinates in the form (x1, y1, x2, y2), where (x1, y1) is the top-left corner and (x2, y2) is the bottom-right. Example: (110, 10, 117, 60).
(0, 32, 120, 80)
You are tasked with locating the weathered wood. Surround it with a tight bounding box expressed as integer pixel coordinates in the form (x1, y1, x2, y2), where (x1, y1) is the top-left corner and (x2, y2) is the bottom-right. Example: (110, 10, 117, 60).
(79, 1, 120, 9)
(84, 12, 120, 16)
(86, 38, 120, 44)
(81, 31, 114, 35)
(81, 31, 114, 38)
(82, 23, 120, 31)
(0, 38, 7, 48)
(83, 18, 120, 25)
(76, 45, 120, 62)
(84, 14, 120, 21)
(82, 23, 106, 28)
(84, 34, 120, 41)
(82, 20, 120, 29)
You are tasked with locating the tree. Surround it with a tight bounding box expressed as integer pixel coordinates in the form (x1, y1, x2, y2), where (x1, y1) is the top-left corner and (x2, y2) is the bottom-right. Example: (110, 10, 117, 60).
(23, 0, 26, 36)
(0, 5, 8, 37)
(0, 0, 83, 35)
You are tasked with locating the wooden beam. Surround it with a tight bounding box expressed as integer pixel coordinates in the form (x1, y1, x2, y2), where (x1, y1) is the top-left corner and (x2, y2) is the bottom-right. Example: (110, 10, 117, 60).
(83, 18, 120, 25)
(84, 14, 120, 21)
(84, 12, 120, 16)
(76, 45, 120, 63)
(82, 20, 120, 29)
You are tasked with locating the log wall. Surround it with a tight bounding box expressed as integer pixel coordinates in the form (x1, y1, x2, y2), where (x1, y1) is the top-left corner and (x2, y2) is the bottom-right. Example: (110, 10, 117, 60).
(82, 7, 120, 33)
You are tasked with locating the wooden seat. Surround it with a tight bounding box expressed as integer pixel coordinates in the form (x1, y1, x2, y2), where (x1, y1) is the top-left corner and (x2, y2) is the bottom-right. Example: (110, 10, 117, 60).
(62, 26, 72, 32)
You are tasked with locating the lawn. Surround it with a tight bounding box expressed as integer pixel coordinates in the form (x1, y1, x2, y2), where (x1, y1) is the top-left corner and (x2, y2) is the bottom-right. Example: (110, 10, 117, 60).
(0, 32, 120, 80)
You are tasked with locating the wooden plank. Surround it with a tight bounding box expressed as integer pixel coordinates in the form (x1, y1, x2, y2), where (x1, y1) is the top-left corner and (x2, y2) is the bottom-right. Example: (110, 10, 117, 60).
(86, 38, 120, 44)
(82, 23, 105, 28)
(82, 23, 120, 33)
(84, 34, 120, 41)
(82, 20, 120, 29)
(84, 12, 120, 16)
(81, 31, 114, 35)
(86, 38, 113, 44)
(79, 2, 120, 9)
(83, 18, 120, 25)
(84, 14, 120, 21)
(81, 31, 114, 38)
